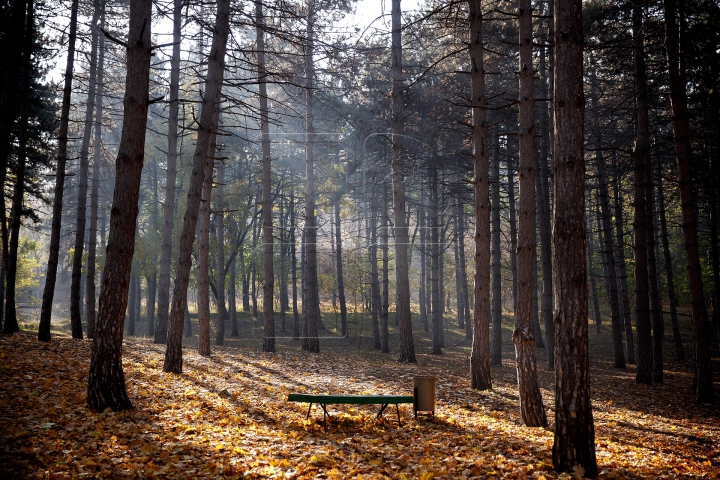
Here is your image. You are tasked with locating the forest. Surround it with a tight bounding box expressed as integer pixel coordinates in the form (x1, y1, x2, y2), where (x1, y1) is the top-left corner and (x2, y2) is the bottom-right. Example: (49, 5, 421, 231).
(0, 0, 719, 477)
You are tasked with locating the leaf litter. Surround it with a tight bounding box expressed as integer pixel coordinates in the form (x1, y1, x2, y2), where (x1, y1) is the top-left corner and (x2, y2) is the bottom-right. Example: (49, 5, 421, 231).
(0, 332, 718, 478)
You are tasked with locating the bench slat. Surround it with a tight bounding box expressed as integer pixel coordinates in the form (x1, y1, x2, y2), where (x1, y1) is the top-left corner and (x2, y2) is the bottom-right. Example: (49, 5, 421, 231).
(288, 393, 413, 405)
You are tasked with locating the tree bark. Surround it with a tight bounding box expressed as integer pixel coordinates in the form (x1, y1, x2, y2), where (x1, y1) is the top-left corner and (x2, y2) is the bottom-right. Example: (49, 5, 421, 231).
(551, 0, 597, 473)
(70, 0, 103, 340)
(645, 163, 663, 383)
(197, 144, 213, 357)
(656, 174, 685, 360)
(369, 178, 381, 350)
(334, 200, 348, 337)
(155, 0, 183, 345)
(163, 0, 229, 373)
(514, 0, 547, 427)
(491, 131, 502, 366)
(86, 0, 152, 411)
(430, 168, 442, 355)
(256, 0, 275, 352)
(586, 212, 602, 334)
(390, 0, 415, 362)
(381, 182, 390, 353)
(632, 0, 653, 385)
(291, 189, 300, 339)
(662, 0, 714, 403)
(215, 157, 227, 345)
(469, 0, 491, 390)
(3, 0, 33, 335)
(507, 151, 518, 314)
(38, 0, 79, 342)
(612, 153, 636, 364)
(419, 198, 428, 332)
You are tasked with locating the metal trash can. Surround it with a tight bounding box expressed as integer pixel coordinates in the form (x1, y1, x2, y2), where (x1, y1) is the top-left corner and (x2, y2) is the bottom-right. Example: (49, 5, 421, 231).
(413, 375, 436, 418)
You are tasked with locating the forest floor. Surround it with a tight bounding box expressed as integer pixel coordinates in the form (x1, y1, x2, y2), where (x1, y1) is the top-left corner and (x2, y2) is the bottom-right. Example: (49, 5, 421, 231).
(1, 309, 719, 479)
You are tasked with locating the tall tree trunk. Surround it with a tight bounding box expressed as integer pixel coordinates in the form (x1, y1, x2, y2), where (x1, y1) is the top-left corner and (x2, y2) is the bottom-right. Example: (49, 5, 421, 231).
(381, 182, 390, 353)
(430, 168, 442, 355)
(291, 189, 300, 339)
(127, 273, 137, 337)
(537, 0, 555, 371)
(419, 198, 429, 332)
(458, 199, 472, 341)
(551, 0, 597, 473)
(3, 0, 33, 335)
(514, 0, 547, 427)
(656, 174, 685, 360)
(469, 0, 491, 390)
(369, 179, 381, 349)
(586, 213, 602, 334)
(632, 0, 653, 385)
(645, 162, 663, 383)
(334, 200, 348, 337)
(454, 204, 465, 330)
(390, 0, 415, 362)
(257, 0, 275, 353)
(155, 0, 183, 345)
(613, 153, 636, 364)
(491, 131, 502, 366)
(86, 0, 152, 411)
(215, 154, 227, 345)
(279, 195, 287, 332)
(163, 0, 229, 373)
(302, 0, 319, 353)
(230, 254, 238, 336)
(533, 211, 545, 348)
(147, 272, 156, 337)
(86, 6, 105, 340)
(662, 0, 714, 403)
(70, 0, 103, 340)
(197, 151, 212, 357)
(37, 0, 79, 341)
(592, 81, 625, 368)
(507, 151, 518, 313)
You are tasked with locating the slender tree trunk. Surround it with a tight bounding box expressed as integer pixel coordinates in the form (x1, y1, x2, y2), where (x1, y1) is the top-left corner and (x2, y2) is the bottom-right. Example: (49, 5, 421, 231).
(3, 0, 33, 335)
(592, 81, 625, 367)
(197, 152, 212, 356)
(86, 0, 151, 411)
(369, 179, 381, 350)
(215, 155, 227, 345)
(533, 211, 545, 348)
(613, 154, 636, 364)
(147, 272, 156, 337)
(469, 0, 491, 390)
(419, 198, 428, 332)
(291, 189, 300, 339)
(230, 254, 238, 336)
(86, 6, 104, 340)
(334, 200, 348, 337)
(586, 213, 602, 333)
(37, 0, 79, 341)
(537, 0, 555, 371)
(127, 274, 136, 336)
(163, 0, 229, 373)
(656, 175, 685, 360)
(645, 162, 663, 382)
(390, 0, 415, 362)
(70, 0, 103, 340)
(454, 205, 465, 330)
(491, 131, 502, 366)
(279, 196, 287, 332)
(551, 0, 597, 473)
(632, 0, 653, 385)
(514, 0, 547, 427)
(430, 168, 442, 354)
(257, 0, 275, 352)
(155, 0, 183, 345)
(381, 182, 390, 353)
(662, 0, 714, 403)
(507, 152, 518, 314)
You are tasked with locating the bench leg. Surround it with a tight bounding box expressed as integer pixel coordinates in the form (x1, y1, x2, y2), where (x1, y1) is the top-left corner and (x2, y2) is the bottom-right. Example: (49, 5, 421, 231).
(396, 404, 402, 426)
(319, 404, 329, 430)
(376, 404, 389, 419)
(306, 403, 313, 420)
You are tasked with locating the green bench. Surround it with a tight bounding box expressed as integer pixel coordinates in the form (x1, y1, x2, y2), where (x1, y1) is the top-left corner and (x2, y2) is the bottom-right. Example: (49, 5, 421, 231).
(287, 393, 414, 429)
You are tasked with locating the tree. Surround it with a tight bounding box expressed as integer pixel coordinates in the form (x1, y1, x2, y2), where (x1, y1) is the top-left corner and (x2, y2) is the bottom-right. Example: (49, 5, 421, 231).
(662, 0, 714, 404)
(469, 0, 491, 390)
(391, 0, 415, 363)
(86, 0, 152, 411)
(551, 0, 597, 474)
(513, 0, 546, 428)
(164, 0, 230, 374)
(37, 0, 79, 341)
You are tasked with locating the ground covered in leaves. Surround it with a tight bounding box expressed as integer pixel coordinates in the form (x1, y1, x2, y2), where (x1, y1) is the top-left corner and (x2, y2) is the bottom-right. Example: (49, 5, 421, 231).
(1, 330, 719, 478)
